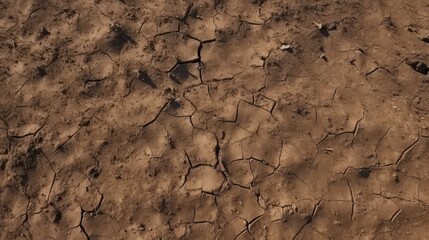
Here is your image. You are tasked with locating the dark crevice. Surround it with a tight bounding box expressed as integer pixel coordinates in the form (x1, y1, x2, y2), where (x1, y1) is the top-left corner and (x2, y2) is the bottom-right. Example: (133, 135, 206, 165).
(345, 178, 355, 222)
(52, 126, 83, 154)
(395, 133, 421, 166)
(140, 101, 169, 128)
(406, 59, 429, 75)
(214, 134, 229, 178)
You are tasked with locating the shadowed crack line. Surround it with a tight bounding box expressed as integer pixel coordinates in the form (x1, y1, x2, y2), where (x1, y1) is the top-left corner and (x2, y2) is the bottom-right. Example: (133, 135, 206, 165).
(14, 74, 31, 96)
(17, 198, 31, 227)
(246, 214, 264, 235)
(375, 127, 390, 160)
(234, 228, 249, 240)
(9, 116, 48, 138)
(40, 149, 60, 203)
(350, 110, 366, 154)
(395, 132, 421, 167)
(154, 22, 180, 38)
(239, 18, 264, 26)
(21, 7, 44, 24)
(315, 109, 366, 155)
(214, 134, 229, 178)
(390, 209, 402, 223)
(180, 153, 226, 189)
(292, 200, 322, 240)
(284, 171, 311, 190)
(195, 37, 216, 83)
(140, 100, 169, 128)
(345, 178, 355, 222)
(365, 66, 380, 77)
(51, 126, 83, 155)
(77, 191, 104, 240)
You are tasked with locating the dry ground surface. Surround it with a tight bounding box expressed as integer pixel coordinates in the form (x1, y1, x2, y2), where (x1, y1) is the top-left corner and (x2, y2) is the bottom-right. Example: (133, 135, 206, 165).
(1, 0, 429, 239)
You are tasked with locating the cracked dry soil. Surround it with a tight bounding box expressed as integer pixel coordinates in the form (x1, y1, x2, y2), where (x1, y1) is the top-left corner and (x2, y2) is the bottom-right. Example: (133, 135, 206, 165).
(1, 0, 429, 239)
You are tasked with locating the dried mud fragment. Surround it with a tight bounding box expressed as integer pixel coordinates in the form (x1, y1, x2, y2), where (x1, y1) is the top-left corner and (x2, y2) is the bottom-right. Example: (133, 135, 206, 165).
(226, 160, 253, 187)
(237, 101, 272, 132)
(186, 130, 217, 166)
(185, 166, 224, 192)
(218, 186, 265, 222)
(242, 134, 281, 167)
(186, 223, 216, 239)
(194, 193, 218, 223)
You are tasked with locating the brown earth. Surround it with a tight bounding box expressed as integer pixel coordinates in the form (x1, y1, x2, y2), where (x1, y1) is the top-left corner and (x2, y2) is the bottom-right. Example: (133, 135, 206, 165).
(1, 0, 429, 239)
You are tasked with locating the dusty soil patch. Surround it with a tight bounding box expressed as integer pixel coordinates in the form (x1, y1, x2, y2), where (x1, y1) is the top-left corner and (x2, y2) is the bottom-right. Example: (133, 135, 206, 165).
(1, 0, 429, 239)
